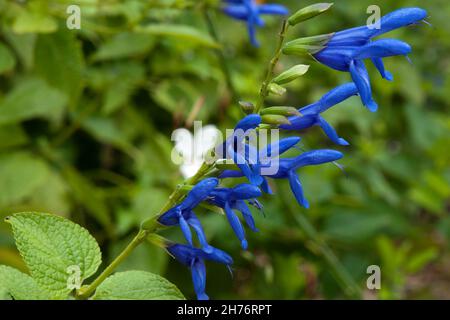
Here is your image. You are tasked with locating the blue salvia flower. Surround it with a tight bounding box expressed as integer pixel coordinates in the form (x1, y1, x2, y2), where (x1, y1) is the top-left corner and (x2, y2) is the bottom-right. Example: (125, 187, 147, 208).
(167, 243, 233, 300)
(222, 0, 289, 46)
(207, 183, 262, 249)
(158, 178, 219, 252)
(220, 136, 301, 193)
(268, 149, 343, 208)
(221, 149, 343, 208)
(218, 114, 264, 186)
(313, 8, 427, 111)
(280, 82, 359, 145)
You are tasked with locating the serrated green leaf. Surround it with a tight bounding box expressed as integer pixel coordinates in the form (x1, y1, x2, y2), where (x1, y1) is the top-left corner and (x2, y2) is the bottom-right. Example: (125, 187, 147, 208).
(0, 265, 49, 300)
(5, 212, 102, 299)
(0, 77, 67, 125)
(92, 271, 184, 300)
(0, 43, 16, 74)
(135, 24, 219, 48)
(0, 152, 49, 207)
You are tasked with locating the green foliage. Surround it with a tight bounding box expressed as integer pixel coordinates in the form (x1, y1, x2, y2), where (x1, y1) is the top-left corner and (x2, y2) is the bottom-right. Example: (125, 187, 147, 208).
(0, 0, 448, 300)
(0, 265, 49, 300)
(92, 271, 185, 300)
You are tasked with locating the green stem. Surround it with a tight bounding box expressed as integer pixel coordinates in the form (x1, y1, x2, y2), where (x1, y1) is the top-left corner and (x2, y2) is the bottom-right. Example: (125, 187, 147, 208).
(255, 20, 289, 113)
(76, 161, 214, 299)
(281, 185, 362, 299)
(76, 228, 152, 299)
(203, 9, 238, 100)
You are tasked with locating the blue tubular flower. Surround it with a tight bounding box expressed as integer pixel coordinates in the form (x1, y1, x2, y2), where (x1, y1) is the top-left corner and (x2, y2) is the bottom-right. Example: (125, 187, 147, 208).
(220, 136, 302, 193)
(222, 0, 289, 46)
(167, 244, 233, 300)
(207, 184, 262, 249)
(158, 178, 219, 252)
(269, 150, 344, 208)
(312, 7, 427, 111)
(219, 114, 264, 186)
(280, 83, 359, 145)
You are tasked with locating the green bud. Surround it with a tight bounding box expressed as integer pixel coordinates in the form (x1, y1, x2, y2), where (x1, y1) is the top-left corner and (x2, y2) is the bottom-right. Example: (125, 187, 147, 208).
(239, 100, 255, 114)
(261, 114, 291, 126)
(282, 43, 324, 60)
(288, 3, 334, 26)
(286, 33, 335, 46)
(214, 159, 239, 171)
(261, 106, 301, 117)
(268, 83, 286, 96)
(272, 64, 310, 85)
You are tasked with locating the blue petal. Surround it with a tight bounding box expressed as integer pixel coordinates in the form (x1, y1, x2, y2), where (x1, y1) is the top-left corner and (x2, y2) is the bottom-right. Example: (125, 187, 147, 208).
(349, 59, 378, 112)
(279, 114, 317, 131)
(158, 206, 181, 226)
(318, 82, 358, 112)
(179, 214, 193, 246)
(223, 4, 248, 21)
(230, 183, 262, 200)
(224, 201, 248, 249)
(181, 178, 219, 210)
(260, 137, 301, 160)
(187, 213, 212, 253)
(352, 39, 411, 60)
(191, 259, 208, 300)
(374, 8, 428, 38)
(287, 170, 309, 208)
(327, 26, 373, 47)
(314, 46, 358, 71)
(234, 200, 258, 232)
(247, 19, 260, 47)
(317, 116, 350, 146)
(292, 149, 344, 169)
(234, 114, 261, 131)
(219, 169, 244, 179)
(258, 4, 289, 15)
(228, 144, 263, 185)
(260, 177, 273, 194)
(371, 57, 393, 81)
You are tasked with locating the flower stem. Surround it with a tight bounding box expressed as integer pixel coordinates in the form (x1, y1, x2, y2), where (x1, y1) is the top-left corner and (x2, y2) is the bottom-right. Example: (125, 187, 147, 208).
(255, 20, 289, 114)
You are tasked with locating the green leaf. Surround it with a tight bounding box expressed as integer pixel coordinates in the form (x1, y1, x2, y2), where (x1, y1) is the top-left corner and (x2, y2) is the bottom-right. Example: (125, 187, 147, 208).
(92, 271, 184, 300)
(34, 29, 84, 107)
(0, 265, 49, 300)
(92, 32, 155, 61)
(0, 124, 29, 149)
(0, 77, 67, 125)
(272, 64, 310, 85)
(12, 8, 58, 34)
(5, 212, 102, 299)
(0, 43, 16, 74)
(0, 152, 49, 207)
(288, 3, 334, 26)
(3, 32, 36, 70)
(135, 24, 219, 48)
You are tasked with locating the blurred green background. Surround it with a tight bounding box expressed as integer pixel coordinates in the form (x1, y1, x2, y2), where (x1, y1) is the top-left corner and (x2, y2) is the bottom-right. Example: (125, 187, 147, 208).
(0, 0, 448, 299)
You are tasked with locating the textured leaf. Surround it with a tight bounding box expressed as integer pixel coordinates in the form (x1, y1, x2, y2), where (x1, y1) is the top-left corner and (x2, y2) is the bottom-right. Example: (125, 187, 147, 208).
(0, 265, 49, 300)
(5, 212, 102, 298)
(0, 77, 67, 125)
(92, 271, 184, 300)
(0, 43, 16, 74)
(135, 24, 219, 48)
(0, 152, 49, 207)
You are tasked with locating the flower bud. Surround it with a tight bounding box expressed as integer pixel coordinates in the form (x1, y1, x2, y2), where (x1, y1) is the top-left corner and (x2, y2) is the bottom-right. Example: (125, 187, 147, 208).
(239, 101, 255, 114)
(288, 3, 334, 26)
(268, 83, 286, 96)
(261, 106, 301, 116)
(261, 115, 291, 126)
(272, 64, 310, 85)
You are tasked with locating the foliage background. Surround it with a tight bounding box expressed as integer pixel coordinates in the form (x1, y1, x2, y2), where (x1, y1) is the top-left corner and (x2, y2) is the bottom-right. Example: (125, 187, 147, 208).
(0, 0, 448, 299)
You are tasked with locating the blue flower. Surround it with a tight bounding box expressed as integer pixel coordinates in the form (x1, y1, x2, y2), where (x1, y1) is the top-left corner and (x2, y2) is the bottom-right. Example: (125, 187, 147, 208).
(280, 82, 359, 145)
(221, 149, 343, 208)
(222, 0, 289, 46)
(207, 183, 262, 249)
(218, 114, 264, 186)
(167, 243, 233, 300)
(158, 178, 219, 252)
(313, 8, 427, 111)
